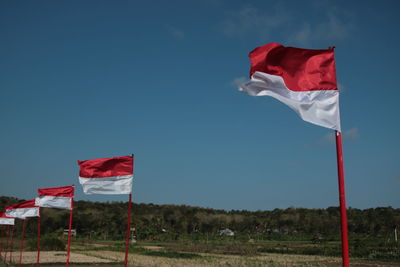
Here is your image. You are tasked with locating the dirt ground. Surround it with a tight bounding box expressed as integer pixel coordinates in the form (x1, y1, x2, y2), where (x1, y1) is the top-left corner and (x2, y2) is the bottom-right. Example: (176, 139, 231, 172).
(85, 250, 400, 267)
(1, 251, 116, 265)
(1, 250, 399, 266)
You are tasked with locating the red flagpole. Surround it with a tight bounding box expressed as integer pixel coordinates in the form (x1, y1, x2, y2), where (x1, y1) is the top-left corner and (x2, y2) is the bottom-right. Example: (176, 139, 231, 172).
(19, 218, 27, 267)
(37, 207, 41, 267)
(9, 225, 15, 264)
(4, 225, 10, 263)
(124, 154, 134, 267)
(66, 187, 75, 267)
(124, 193, 132, 267)
(0, 225, 4, 259)
(335, 131, 350, 267)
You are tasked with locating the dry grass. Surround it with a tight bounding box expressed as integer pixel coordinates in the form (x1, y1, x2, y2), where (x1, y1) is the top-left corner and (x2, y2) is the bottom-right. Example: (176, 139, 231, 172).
(1, 251, 116, 265)
(1, 249, 399, 266)
(85, 250, 400, 267)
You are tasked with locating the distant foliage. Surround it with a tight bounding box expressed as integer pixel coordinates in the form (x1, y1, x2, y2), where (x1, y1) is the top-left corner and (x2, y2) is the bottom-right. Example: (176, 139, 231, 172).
(1, 196, 399, 241)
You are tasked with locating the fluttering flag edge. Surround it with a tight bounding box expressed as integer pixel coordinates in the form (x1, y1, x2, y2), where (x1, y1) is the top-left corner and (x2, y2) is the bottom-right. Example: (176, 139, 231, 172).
(6, 207, 39, 219)
(0, 218, 15, 225)
(35, 196, 72, 210)
(240, 71, 341, 131)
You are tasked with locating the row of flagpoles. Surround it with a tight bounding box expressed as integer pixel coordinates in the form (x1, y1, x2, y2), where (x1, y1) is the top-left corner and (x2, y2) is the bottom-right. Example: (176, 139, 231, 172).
(0, 154, 134, 267)
(1, 42, 350, 267)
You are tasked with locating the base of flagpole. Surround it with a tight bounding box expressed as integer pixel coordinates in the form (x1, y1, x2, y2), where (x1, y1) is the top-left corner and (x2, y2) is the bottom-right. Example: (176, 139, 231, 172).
(37, 207, 41, 267)
(19, 218, 27, 267)
(66, 194, 74, 267)
(124, 193, 132, 267)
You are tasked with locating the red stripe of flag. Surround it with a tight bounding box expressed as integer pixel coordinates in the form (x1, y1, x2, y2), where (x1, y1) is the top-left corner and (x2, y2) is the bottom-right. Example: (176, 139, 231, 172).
(249, 42, 337, 91)
(78, 155, 133, 178)
(38, 185, 74, 197)
(0, 212, 14, 219)
(6, 200, 37, 210)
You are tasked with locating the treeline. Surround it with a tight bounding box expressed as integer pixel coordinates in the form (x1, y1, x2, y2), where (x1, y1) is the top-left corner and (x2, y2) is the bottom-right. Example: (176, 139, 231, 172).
(1, 196, 399, 241)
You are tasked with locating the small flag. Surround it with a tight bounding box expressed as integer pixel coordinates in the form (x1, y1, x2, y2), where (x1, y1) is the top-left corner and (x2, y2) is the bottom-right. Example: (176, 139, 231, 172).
(0, 212, 15, 225)
(78, 155, 134, 194)
(240, 42, 341, 131)
(5, 200, 39, 219)
(35, 185, 74, 210)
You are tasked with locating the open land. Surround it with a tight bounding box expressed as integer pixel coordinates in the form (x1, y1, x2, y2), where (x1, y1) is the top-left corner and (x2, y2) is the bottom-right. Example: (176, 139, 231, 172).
(1, 243, 399, 267)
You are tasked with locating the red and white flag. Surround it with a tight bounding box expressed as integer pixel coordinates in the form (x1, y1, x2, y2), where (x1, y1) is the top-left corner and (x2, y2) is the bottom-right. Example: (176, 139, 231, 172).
(5, 200, 39, 219)
(0, 212, 15, 225)
(35, 185, 74, 210)
(240, 43, 341, 131)
(78, 155, 134, 194)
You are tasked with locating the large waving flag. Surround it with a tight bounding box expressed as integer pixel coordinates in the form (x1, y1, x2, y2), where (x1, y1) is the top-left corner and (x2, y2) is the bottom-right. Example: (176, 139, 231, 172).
(78, 155, 134, 194)
(240, 42, 341, 131)
(5, 200, 39, 219)
(0, 212, 15, 225)
(35, 185, 74, 210)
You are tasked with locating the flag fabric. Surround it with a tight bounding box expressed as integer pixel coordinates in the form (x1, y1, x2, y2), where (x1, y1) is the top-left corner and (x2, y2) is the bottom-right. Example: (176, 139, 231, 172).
(240, 42, 341, 131)
(5, 200, 39, 219)
(78, 155, 134, 194)
(35, 185, 74, 210)
(0, 212, 15, 225)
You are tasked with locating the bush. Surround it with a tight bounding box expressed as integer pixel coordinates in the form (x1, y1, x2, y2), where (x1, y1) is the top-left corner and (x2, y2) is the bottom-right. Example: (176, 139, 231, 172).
(42, 236, 65, 251)
(27, 235, 65, 251)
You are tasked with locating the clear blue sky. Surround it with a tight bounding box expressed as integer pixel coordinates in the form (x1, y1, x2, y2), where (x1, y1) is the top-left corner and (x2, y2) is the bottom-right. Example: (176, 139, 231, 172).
(1, 0, 399, 211)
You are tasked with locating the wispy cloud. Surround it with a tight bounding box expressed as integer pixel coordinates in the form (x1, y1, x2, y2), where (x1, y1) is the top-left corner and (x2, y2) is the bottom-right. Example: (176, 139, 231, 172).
(291, 23, 312, 46)
(319, 127, 360, 145)
(343, 128, 360, 141)
(291, 10, 355, 46)
(338, 83, 345, 93)
(166, 25, 185, 39)
(320, 132, 336, 144)
(220, 5, 288, 38)
(231, 76, 247, 90)
(220, 3, 355, 46)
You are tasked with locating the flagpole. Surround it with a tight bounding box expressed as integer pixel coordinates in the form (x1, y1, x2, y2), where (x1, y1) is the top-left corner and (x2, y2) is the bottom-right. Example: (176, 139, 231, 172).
(19, 218, 27, 267)
(4, 225, 10, 263)
(66, 186, 74, 267)
(124, 193, 132, 267)
(37, 207, 41, 267)
(9, 225, 15, 264)
(0, 225, 4, 259)
(124, 154, 134, 267)
(335, 131, 350, 267)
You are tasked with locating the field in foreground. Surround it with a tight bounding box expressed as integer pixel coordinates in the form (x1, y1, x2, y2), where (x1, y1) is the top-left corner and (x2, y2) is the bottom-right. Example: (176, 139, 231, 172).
(1, 249, 400, 267)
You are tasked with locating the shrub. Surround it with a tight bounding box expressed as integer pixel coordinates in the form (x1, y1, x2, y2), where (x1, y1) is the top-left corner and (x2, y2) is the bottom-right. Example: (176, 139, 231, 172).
(27, 235, 65, 251)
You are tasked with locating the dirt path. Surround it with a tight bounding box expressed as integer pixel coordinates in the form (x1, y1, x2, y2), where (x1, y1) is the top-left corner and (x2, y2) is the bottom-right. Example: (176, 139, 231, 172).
(1, 251, 117, 265)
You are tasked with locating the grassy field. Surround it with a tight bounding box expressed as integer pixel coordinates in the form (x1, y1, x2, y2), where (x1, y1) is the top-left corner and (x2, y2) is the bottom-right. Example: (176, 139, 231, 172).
(1, 238, 399, 266)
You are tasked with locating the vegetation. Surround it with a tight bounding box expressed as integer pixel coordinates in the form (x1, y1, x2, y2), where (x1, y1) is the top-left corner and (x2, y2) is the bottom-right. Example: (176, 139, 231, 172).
(1, 196, 399, 261)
